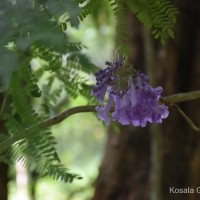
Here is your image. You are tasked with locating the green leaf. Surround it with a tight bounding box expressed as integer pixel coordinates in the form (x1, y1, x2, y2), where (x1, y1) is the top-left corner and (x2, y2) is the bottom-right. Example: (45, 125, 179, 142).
(154, 32, 160, 39)
(168, 28, 175, 38)
(161, 37, 166, 45)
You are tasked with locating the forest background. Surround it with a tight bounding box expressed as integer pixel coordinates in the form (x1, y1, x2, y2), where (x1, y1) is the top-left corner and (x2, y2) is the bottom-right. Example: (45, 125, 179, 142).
(0, 0, 200, 200)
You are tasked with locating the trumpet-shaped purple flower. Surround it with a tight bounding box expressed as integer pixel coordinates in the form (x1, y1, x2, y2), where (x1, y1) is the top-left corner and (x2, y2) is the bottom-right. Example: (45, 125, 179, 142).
(92, 59, 169, 127)
(96, 93, 114, 125)
(92, 76, 109, 103)
(92, 57, 125, 103)
(112, 93, 132, 125)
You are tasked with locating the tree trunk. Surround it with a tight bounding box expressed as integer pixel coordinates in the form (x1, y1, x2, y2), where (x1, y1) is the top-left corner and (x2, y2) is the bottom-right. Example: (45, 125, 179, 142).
(0, 93, 9, 200)
(93, 126, 150, 200)
(0, 163, 9, 200)
(92, 0, 200, 200)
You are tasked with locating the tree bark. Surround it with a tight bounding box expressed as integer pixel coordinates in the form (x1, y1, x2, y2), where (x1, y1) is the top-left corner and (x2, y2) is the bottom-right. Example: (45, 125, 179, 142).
(0, 93, 9, 200)
(93, 126, 150, 200)
(0, 163, 9, 200)
(92, 1, 200, 200)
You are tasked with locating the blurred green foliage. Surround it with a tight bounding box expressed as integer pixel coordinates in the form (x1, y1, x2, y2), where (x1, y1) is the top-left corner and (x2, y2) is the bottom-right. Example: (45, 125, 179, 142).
(31, 9, 114, 198)
(0, 0, 178, 199)
(5, 1, 113, 199)
(0, 0, 99, 184)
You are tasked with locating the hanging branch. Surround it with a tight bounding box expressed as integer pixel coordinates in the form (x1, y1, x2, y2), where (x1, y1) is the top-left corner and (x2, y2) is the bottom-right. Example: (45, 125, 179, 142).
(27, 90, 200, 131)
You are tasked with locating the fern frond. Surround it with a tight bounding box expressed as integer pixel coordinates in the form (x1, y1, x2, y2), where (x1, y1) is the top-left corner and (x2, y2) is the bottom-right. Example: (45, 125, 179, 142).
(9, 71, 38, 125)
(128, 0, 178, 44)
(108, 0, 129, 55)
(78, 0, 103, 21)
(81, 84, 98, 104)
(31, 44, 98, 115)
(66, 52, 99, 73)
(0, 70, 80, 183)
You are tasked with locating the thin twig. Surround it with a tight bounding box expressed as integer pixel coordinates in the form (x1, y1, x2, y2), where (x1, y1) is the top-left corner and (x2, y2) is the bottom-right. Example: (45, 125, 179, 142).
(173, 104, 200, 132)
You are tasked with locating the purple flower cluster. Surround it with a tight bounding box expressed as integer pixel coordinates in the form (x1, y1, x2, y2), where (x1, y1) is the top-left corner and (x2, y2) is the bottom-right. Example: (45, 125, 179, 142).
(92, 59, 169, 127)
(91, 58, 124, 103)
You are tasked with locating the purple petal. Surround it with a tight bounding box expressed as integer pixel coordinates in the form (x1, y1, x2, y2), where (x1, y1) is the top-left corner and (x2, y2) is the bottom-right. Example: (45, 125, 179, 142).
(95, 68, 111, 83)
(117, 108, 132, 125)
(92, 81, 107, 103)
(137, 72, 149, 88)
(112, 94, 121, 121)
(130, 105, 148, 127)
(127, 79, 137, 106)
(96, 94, 114, 125)
(120, 93, 131, 108)
(147, 104, 169, 123)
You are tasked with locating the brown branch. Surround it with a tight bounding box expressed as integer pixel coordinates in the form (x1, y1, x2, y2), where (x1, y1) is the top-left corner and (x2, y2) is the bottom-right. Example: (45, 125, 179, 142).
(161, 90, 200, 104)
(43, 105, 97, 127)
(24, 105, 97, 132)
(26, 90, 200, 131)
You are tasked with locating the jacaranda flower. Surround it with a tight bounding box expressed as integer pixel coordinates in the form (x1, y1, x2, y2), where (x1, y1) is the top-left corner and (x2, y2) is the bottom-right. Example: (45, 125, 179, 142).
(91, 57, 125, 104)
(92, 76, 110, 103)
(92, 59, 169, 127)
(95, 93, 114, 125)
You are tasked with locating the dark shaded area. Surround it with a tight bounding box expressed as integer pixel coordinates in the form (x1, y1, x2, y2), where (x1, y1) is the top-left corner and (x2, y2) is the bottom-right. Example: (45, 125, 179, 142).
(93, 126, 150, 200)
(93, 0, 200, 199)
(0, 93, 9, 200)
